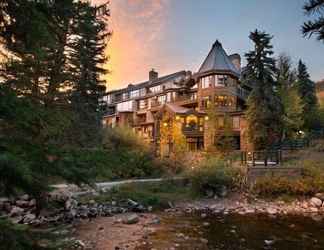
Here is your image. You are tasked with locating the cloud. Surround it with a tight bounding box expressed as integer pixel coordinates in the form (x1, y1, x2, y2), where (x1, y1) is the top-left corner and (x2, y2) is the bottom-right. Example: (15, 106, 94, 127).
(94, 0, 170, 90)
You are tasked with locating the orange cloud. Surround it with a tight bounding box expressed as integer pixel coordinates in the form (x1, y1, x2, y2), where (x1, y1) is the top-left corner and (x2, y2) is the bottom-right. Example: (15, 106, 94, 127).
(94, 0, 170, 90)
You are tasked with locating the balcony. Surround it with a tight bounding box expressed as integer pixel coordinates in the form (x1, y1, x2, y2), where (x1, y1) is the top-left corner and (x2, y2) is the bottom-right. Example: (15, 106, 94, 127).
(182, 124, 204, 136)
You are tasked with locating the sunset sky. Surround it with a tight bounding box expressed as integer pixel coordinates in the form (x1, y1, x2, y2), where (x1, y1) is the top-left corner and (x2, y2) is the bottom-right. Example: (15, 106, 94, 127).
(95, 0, 324, 91)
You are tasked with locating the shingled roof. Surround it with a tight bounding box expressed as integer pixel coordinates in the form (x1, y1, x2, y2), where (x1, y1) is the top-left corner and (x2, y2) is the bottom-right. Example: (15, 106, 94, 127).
(198, 40, 240, 77)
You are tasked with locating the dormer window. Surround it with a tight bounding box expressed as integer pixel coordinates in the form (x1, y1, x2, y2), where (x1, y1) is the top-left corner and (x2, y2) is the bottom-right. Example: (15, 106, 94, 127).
(201, 75, 214, 88)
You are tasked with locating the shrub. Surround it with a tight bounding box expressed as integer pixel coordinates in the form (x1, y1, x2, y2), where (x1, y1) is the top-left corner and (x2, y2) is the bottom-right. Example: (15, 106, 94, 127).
(100, 127, 164, 180)
(253, 175, 324, 197)
(186, 156, 245, 195)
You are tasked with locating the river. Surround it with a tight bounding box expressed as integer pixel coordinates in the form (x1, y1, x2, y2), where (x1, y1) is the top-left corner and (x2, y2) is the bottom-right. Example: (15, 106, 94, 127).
(136, 212, 324, 250)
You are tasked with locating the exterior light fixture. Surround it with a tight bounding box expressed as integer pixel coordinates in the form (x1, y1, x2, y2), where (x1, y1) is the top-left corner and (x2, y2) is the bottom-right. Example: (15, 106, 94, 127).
(163, 122, 168, 127)
(204, 116, 209, 121)
(175, 115, 180, 121)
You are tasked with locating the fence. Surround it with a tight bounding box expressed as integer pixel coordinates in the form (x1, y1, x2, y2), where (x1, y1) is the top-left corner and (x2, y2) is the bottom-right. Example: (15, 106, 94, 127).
(241, 150, 282, 167)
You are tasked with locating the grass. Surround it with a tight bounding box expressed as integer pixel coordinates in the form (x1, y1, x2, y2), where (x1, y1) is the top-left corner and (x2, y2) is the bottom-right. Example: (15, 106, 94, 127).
(79, 180, 198, 209)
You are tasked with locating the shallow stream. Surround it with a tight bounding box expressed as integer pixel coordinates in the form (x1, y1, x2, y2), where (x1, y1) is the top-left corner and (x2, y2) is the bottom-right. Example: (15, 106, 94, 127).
(137, 213, 324, 250)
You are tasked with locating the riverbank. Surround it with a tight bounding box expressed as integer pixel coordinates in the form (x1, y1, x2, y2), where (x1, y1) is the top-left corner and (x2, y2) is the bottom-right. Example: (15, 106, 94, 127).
(71, 192, 324, 250)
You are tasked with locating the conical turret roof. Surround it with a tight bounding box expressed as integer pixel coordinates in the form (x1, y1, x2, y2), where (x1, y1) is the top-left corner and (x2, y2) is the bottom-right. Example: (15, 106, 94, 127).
(198, 40, 240, 77)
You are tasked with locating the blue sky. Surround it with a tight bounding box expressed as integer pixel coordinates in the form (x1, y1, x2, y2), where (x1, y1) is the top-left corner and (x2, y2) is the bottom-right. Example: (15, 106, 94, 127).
(104, 0, 324, 89)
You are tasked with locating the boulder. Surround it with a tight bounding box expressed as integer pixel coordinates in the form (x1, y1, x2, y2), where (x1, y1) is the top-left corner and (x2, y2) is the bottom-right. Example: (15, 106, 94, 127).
(310, 197, 322, 208)
(315, 193, 324, 201)
(20, 194, 29, 201)
(10, 206, 25, 217)
(23, 213, 36, 224)
(123, 214, 139, 224)
(16, 200, 30, 208)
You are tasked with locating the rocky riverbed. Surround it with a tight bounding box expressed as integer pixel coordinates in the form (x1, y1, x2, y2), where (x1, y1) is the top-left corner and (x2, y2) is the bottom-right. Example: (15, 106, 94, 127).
(71, 193, 324, 250)
(2, 189, 324, 249)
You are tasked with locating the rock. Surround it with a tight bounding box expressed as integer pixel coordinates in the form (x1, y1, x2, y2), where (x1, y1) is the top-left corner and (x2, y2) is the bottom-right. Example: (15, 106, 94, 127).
(65, 198, 78, 210)
(310, 197, 322, 207)
(315, 193, 324, 201)
(123, 214, 139, 224)
(264, 239, 275, 246)
(10, 206, 24, 217)
(219, 186, 227, 197)
(205, 189, 214, 198)
(23, 213, 36, 224)
(20, 194, 29, 201)
(15, 200, 30, 208)
(200, 238, 208, 244)
(29, 199, 36, 207)
(201, 213, 207, 219)
(266, 208, 277, 215)
(202, 222, 210, 227)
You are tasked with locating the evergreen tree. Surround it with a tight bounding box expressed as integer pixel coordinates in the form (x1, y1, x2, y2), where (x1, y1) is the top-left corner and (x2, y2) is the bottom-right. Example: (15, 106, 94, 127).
(275, 54, 304, 138)
(295, 60, 319, 130)
(69, 2, 110, 146)
(244, 30, 283, 150)
(302, 0, 324, 42)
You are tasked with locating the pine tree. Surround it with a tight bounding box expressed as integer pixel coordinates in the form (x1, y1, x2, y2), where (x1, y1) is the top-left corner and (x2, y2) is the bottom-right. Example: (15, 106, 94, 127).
(244, 30, 283, 150)
(69, 1, 110, 146)
(275, 54, 303, 139)
(302, 0, 324, 42)
(295, 60, 319, 130)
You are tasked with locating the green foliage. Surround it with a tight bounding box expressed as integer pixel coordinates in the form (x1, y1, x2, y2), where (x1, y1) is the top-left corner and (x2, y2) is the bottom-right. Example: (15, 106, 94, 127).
(302, 0, 324, 42)
(101, 127, 164, 180)
(187, 156, 245, 195)
(0, 219, 51, 250)
(295, 60, 320, 130)
(244, 30, 283, 149)
(89, 181, 194, 209)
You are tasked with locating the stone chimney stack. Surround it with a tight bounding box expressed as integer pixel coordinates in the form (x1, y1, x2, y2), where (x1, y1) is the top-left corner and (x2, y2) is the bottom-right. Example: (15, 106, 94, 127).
(229, 54, 241, 71)
(149, 69, 158, 81)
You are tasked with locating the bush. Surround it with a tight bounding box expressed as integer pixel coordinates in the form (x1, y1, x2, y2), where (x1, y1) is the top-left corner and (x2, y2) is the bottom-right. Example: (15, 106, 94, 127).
(186, 156, 245, 195)
(253, 176, 324, 197)
(100, 127, 165, 180)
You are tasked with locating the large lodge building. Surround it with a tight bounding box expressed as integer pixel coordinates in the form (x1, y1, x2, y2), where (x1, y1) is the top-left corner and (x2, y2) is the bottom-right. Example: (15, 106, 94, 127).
(101, 40, 251, 156)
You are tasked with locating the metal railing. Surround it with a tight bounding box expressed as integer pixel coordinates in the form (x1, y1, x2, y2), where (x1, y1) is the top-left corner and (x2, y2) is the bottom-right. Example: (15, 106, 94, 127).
(241, 150, 282, 167)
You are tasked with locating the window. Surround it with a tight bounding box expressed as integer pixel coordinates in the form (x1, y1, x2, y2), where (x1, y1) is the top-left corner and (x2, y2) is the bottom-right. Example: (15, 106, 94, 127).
(122, 92, 129, 100)
(139, 88, 146, 96)
(117, 101, 133, 112)
(217, 116, 225, 129)
(130, 90, 140, 98)
(150, 85, 162, 93)
(214, 95, 235, 107)
(138, 99, 147, 109)
(190, 93, 197, 101)
(201, 96, 211, 109)
(215, 75, 228, 86)
(103, 94, 112, 104)
(201, 75, 214, 88)
(157, 95, 166, 104)
(233, 116, 240, 129)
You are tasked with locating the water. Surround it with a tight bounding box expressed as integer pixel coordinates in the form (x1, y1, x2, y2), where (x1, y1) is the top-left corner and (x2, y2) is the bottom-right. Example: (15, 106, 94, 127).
(137, 213, 324, 250)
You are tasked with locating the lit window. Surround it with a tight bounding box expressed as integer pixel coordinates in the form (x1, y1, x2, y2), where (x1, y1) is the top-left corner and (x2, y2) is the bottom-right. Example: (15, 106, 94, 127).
(201, 96, 211, 109)
(233, 116, 240, 129)
(158, 95, 166, 104)
(215, 95, 234, 107)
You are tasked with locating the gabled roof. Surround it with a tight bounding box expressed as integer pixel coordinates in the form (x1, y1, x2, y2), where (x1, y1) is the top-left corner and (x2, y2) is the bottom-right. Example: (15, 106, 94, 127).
(198, 40, 240, 77)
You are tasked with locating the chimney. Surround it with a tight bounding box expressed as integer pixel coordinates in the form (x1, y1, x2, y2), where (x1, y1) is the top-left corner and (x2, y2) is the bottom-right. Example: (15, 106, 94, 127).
(149, 69, 158, 81)
(229, 54, 241, 71)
